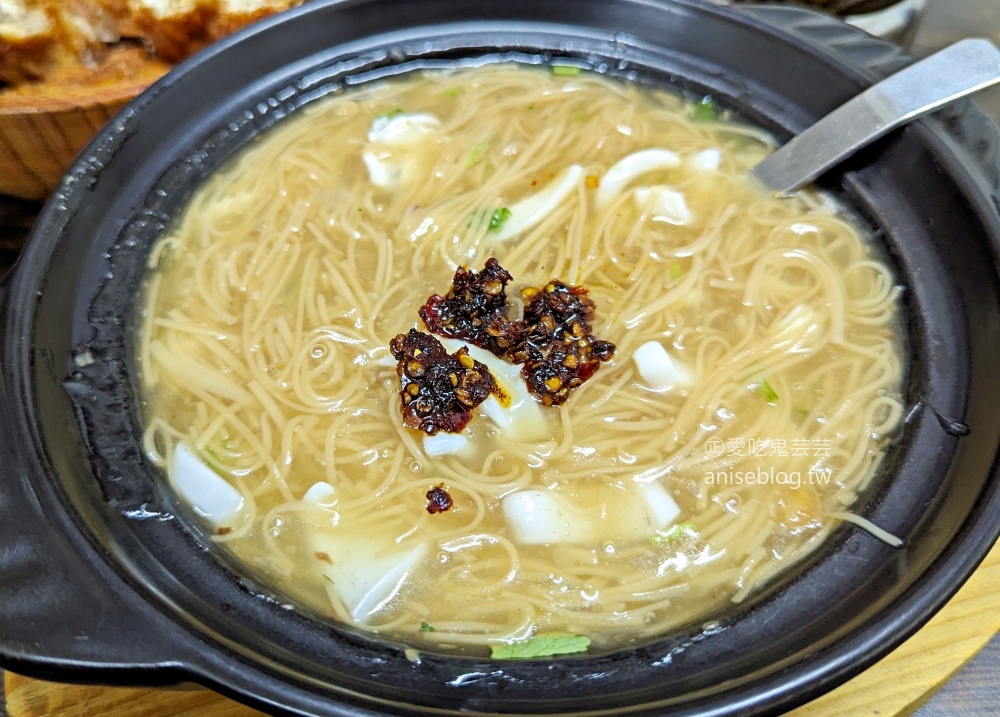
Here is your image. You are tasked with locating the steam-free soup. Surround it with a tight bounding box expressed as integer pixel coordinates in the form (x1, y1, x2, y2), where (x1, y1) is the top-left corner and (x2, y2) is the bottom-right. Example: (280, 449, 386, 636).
(138, 65, 905, 655)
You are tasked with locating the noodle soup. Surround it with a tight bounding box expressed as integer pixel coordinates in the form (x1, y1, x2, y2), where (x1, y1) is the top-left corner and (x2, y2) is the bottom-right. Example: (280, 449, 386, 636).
(138, 65, 905, 655)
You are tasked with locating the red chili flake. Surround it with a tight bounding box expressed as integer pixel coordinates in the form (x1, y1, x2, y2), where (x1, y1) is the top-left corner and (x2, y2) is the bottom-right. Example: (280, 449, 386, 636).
(389, 329, 499, 434)
(425, 483, 454, 514)
(509, 280, 616, 406)
(519, 280, 597, 346)
(412, 259, 614, 411)
(419, 258, 526, 357)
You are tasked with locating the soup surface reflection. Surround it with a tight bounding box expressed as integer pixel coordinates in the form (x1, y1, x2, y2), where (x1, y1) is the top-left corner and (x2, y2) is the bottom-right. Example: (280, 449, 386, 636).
(138, 65, 905, 655)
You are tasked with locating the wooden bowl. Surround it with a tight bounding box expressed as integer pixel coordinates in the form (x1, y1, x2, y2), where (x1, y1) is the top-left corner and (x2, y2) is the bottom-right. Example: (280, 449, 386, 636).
(0, 47, 169, 200)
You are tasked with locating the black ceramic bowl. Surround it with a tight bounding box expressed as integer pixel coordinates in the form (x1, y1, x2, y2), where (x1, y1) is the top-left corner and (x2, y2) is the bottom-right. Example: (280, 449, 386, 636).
(2, 1, 1000, 715)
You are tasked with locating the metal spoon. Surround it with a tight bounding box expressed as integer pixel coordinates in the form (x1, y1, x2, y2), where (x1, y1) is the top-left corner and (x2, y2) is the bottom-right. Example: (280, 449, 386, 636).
(752, 38, 1000, 195)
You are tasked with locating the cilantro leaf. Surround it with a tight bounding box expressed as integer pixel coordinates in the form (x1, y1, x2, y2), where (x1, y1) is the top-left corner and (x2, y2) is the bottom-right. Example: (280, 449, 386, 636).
(420, 621, 437, 632)
(692, 96, 717, 123)
(488, 207, 512, 232)
(491, 634, 590, 659)
(756, 379, 779, 405)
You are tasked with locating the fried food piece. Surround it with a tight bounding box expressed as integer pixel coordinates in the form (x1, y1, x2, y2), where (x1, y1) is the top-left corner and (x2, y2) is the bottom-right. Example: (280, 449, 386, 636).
(0, 0, 303, 88)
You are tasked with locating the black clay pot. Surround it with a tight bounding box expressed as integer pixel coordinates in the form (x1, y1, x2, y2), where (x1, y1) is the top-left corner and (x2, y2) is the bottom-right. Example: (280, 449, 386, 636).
(2, 1, 1000, 715)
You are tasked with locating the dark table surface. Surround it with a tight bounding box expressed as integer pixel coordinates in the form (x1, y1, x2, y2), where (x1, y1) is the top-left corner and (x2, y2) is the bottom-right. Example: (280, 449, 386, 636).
(1, 1, 998, 715)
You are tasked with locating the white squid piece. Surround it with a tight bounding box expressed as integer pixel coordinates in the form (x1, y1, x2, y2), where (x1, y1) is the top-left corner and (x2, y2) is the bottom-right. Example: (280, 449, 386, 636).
(367, 112, 441, 144)
(501, 490, 593, 545)
(688, 148, 722, 172)
(595, 149, 681, 208)
(313, 535, 429, 623)
(502, 480, 682, 546)
(437, 338, 549, 441)
(632, 340, 692, 391)
(362, 151, 404, 188)
(363, 112, 442, 188)
(303, 481, 337, 507)
(638, 481, 682, 528)
(169, 443, 245, 530)
(492, 165, 584, 241)
(423, 431, 472, 458)
(633, 186, 693, 226)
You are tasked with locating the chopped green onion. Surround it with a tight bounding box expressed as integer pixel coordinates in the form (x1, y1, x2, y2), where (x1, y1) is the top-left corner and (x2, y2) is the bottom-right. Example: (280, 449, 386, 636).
(488, 207, 512, 232)
(670, 262, 683, 280)
(652, 520, 697, 545)
(443, 87, 462, 98)
(420, 621, 437, 632)
(756, 379, 779, 405)
(376, 108, 404, 121)
(551, 65, 583, 76)
(491, 634, 590, 659)
(692, 96, 717, 123)
(467, 141, 489, 168)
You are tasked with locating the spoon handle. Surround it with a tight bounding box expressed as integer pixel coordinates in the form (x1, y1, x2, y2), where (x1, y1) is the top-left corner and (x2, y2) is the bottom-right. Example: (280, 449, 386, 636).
(752, 38, 1000, 195)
